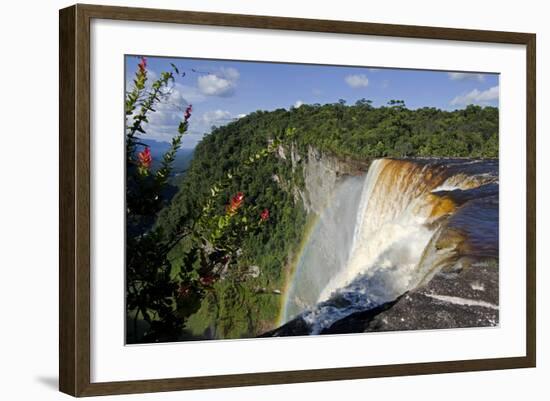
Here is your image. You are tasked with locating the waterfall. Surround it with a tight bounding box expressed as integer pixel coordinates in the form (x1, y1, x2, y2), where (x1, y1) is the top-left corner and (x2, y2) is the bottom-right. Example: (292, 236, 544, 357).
(319, 159, 452, 302)
(281, 176, 364, 322)
(280, 158, 497, 333)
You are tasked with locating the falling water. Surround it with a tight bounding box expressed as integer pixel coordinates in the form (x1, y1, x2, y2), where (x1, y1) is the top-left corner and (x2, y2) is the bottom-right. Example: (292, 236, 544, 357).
(282, 176, 364, 322)
(280, 158, 498, 333)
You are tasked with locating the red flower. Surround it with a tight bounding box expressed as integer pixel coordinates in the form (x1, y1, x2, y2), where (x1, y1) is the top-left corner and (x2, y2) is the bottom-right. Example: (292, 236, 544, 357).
(199, 274, 216, 287)
(177, 284, 192, 298)
(260, 208, 270, 221)
(226, 192, 244, 216)
(184, 104, 193, 121)
(138, 57, 147, 74)
(233, 192, 244, 203)
(137, 147, 152, 170)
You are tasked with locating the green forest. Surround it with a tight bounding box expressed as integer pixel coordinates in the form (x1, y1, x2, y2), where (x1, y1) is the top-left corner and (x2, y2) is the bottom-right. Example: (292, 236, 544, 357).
(245, 100, 498, 158)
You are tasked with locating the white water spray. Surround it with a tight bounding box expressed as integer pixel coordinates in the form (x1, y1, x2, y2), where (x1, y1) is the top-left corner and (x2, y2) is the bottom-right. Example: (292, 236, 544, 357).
(318, 159, 452, 302)
(282, 158, 495, 332)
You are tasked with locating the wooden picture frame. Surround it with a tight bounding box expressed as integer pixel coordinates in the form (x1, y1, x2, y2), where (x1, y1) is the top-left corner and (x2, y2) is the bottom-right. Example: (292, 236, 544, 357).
(59, 3, 536, 397)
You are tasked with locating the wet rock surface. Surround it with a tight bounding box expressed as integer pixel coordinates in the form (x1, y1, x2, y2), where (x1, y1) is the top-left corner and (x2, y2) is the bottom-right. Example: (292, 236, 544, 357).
(260, 297, 400, 337)
(259, 315, 311, 337)
(365, 258, 498, 332)
(261, 258, 498, 337)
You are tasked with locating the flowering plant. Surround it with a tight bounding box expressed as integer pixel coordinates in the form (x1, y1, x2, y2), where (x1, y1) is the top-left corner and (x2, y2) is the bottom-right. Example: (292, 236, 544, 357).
(125, 57, 277, 343)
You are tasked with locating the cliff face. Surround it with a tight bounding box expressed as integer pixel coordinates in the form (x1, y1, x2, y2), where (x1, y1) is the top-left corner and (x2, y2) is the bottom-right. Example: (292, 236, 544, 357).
(277, 144, 370, 215)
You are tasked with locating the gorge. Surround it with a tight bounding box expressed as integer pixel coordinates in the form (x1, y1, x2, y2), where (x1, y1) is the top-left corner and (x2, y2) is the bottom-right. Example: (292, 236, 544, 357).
(268, 155, 498, 336)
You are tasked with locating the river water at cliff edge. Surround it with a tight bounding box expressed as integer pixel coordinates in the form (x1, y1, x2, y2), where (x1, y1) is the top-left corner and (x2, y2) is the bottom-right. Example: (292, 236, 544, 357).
(274, 158, 498, 335)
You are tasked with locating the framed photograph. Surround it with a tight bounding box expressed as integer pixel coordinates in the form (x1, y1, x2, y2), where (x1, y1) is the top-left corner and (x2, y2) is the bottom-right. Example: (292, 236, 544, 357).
(59, 4, 536, 397)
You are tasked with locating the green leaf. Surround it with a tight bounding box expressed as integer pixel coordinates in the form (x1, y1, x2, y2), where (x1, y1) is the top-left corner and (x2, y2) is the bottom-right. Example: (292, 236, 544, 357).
(170, 63, 180, 75)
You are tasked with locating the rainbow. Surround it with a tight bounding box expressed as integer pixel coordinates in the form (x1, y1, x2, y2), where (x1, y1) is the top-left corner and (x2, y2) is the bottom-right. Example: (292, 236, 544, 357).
(275, 175, 364, 325)
(277, 214, 320, 325)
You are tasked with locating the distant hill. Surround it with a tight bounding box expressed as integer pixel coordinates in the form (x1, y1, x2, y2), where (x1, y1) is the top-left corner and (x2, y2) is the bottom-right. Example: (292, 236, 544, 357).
(140, 138, 195, 175)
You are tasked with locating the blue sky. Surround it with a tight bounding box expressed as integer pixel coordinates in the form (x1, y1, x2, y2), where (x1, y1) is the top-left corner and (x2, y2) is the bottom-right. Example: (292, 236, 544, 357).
(125, 55, 499, 148)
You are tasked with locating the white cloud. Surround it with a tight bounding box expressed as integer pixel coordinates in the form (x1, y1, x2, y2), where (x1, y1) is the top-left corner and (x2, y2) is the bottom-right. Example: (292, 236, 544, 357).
(450, 85, 499, 106)
(127, 81, 203, 142)
(448, 72, 486, 82)
(175, 84, 206, 104)
(139, 107, 239, 145)
(139, 82, 204, 139)
(220, 67, 240, 81)
(176, 132, 206, 149)
(147, 69, 158, 81)
(345, 74, 369, 88)
(198, 75, 234, 96)
(197, 67, 240, 97)
(200, 109, 233, 128)
(185, 109, 244, 145)
(294, 100, 304, 108)
(126, 66, 242, 145)
(132, 92, 183, 142)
